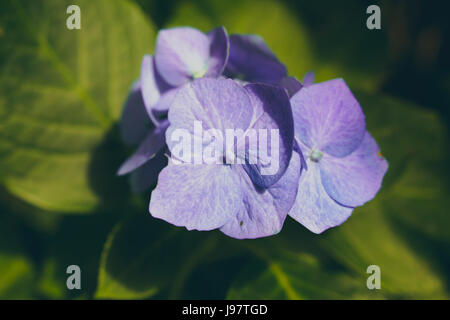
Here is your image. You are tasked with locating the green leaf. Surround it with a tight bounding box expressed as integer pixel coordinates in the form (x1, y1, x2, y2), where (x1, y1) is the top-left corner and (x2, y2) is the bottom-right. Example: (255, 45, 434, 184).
(36, 212, 120, 299)
(227, 249, 384, 299)
(321, 201, 448, 299)
(96, 215, 226, 299)
(385, 163, 450, 243)
(358, 91, 450, 243)
(0, 0, 156, 213)
(319, 92, 450, 299)
(35, 258, 67, 299)
(0, 254, 34, 299)
(358, 92, 450, 243)
(0, 212, 35, 299)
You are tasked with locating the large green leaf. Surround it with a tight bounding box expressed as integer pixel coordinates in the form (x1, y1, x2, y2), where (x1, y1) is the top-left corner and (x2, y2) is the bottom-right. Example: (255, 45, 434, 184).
(227, 249, 384, 299)
(321, 201, 447, 299)
(35, 211, 121, 299)
(358, 91, 450, 244)
(95, 214, 235, 299)
(0, 0, 155, 213)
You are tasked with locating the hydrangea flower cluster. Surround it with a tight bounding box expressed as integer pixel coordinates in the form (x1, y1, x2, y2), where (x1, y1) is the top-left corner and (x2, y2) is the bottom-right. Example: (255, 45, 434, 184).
(119, 26, 388, 239)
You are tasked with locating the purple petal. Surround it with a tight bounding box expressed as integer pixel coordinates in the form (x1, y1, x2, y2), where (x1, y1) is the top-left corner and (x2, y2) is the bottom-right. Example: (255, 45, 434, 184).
(140, 55, 160, 111)
(129, 150, 168, 193)
(149, 163, 243, 231)
(119, 81, 153, 146)
(117, 120, 169, 176)
(302, 72, 315, 87)
(166, 78, 253, 161)
(279, 76, 303, 97)
(288, 154, 353, 234)
(241, 83, 294, 188)
(205, 26, 230, 77)
(155, 27, 211, 86)
(221, 151, 302, 239)
(140, 55, 172, 125)
(290, 79, 366, 158)
(225, 34, 287, 84)
(152, 87, 179, 115)
(320, 131, 388, 207)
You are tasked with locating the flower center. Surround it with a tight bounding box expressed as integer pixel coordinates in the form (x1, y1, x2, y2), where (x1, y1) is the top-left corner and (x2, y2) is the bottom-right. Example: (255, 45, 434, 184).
(191, 62, 209, 79)
(310, 149, 323, 163)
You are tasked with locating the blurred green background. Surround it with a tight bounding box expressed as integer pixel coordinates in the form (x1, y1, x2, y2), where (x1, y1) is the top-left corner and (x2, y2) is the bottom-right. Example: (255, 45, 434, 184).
(0, 0, 449, 299)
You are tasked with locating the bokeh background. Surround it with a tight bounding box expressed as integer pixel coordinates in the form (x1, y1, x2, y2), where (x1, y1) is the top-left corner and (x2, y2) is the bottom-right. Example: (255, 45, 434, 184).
(0, 0, 449, 299)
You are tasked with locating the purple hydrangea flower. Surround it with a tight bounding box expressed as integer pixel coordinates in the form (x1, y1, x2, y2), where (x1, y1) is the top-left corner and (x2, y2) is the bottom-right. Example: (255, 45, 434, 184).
(287, 79, 388, 233)
(118, 26, 388, 239)
(149, 78, 302, 239)
(118, 28, 293, 193)
(117, 26, 229, 190)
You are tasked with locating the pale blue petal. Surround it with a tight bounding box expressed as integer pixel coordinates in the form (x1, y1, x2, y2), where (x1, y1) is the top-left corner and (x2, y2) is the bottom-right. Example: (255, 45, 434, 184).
(288, 154, 353, 234)
(291, 79, 366, 158)
(150, 163, 243, 231)
(320, 131, 388, 207)
(221, 152, 301, 239)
